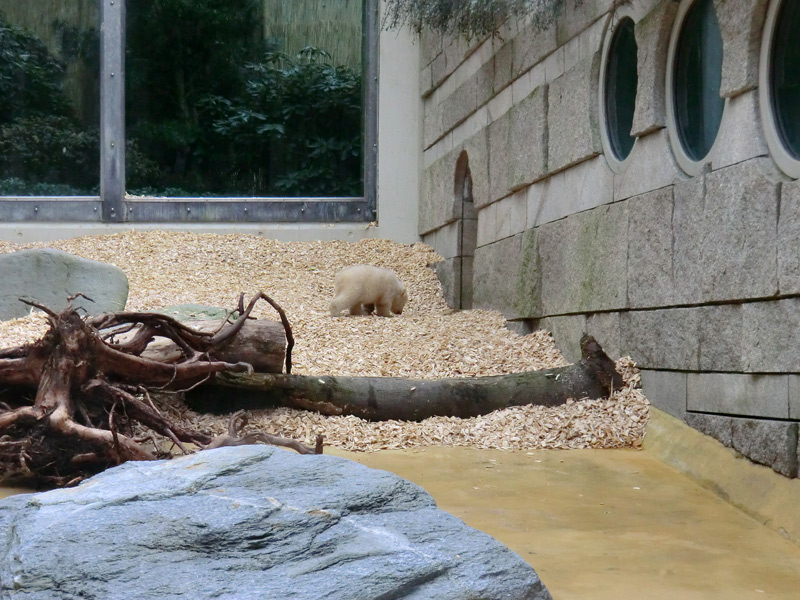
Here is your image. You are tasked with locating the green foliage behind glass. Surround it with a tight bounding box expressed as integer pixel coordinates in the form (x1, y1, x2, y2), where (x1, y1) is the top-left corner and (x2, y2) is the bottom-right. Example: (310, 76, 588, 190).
(0, 17, 70, 121)
(0, 16, 95, 194)
(0, 1, 364, 198)
(126, 0, 363, 197)
(198, 47, 362, 197)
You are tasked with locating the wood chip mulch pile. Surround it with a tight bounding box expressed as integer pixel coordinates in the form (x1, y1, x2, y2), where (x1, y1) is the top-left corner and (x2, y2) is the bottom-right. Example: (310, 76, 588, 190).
(0, 231, 649, 452)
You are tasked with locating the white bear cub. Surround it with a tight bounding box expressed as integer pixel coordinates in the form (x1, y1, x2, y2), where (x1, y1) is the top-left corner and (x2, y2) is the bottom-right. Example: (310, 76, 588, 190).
(330, 265, 408, 317)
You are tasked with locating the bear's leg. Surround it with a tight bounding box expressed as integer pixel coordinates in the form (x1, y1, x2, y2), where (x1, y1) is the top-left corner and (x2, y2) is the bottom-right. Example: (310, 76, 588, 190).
(330, 292, 355, 316)
(329, 299, 344, 316)
(375, 301, 393, 317)
(349, 303, 366, 316)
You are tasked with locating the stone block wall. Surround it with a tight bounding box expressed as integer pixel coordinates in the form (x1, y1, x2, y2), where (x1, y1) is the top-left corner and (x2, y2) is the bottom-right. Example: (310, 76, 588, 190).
(418, 0, 800, 477)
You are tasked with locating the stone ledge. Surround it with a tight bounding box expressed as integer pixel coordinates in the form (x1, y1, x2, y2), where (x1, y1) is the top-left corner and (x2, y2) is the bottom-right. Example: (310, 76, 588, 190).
(617, 299, 800, 373)
(626, 187, 675, 309)
(620, 308, 700, 371)
(473, 231, 540, 320)
(687, 372, 789, 419)
(419, 149, 461, 235)
(639, 369, 687, 421)
(508, 85, 548, 191)
(557, 0, 612, 46)
(425, 220, 462, 260)
(538, 202, 628, 315)
(546, 53, 602, 174)
(420, 29, 442, 70)
(511, 12, 559, 79)
(537, 314, 586, 363)
(645, 408, 800, 547)
(778, 179, 800, 295)
(673, 160, 779, 305)
(529, 155, 614, 227)
(685, 412, 799, 478)
(612, 129, 679, 202)
(714, 0, 769, 98)
(711, 91, 768, 170)
(432, 256, 462, 310)
(477, 191, 527, 247)
(631, 1, 677, 136)
(487, 112, 513, 204)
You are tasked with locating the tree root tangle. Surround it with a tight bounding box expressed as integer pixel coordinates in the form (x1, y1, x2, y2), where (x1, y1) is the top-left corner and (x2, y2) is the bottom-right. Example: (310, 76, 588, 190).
(0, 292, 317, 489)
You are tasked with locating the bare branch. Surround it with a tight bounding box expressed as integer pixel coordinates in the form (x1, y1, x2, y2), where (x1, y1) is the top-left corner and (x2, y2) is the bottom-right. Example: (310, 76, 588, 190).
(17, 297, 59, 318)
(66, 292, 95, 306)
(0, 293, 314, 487)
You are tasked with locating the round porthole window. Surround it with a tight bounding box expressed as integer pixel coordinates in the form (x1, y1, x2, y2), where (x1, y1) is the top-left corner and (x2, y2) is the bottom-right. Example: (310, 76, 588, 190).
(600, 16, 638, 169)
(760, 0, 800, 178)
(666, 0, 726, 175)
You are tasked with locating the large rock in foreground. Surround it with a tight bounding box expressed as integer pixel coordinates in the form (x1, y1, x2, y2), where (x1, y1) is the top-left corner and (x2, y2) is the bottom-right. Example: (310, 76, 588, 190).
(0, 446, 552, 600)
(0, 248, 128, 319)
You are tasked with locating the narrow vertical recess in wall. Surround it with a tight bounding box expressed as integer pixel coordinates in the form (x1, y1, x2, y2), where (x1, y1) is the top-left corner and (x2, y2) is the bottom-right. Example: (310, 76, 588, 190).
(454, 150, 476, 310)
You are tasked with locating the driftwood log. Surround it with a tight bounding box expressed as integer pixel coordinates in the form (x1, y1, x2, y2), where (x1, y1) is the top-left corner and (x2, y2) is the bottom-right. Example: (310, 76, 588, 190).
(128, 319, 287, 375)
(0, 292, 315, 488)
(210, 334, 624, 421)
(0, 283, 622, 487)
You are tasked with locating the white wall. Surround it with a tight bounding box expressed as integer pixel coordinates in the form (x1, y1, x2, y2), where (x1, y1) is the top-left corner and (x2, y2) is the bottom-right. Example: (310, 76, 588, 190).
(375, 8, 422, 243)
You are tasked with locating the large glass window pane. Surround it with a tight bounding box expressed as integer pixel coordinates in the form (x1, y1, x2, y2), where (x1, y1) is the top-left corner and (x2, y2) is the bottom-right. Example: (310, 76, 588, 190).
(770, 0, 800, 159)
(0, 1, 100, 196)
(126, 0, 364, 198)
(672, 0, 724, 161)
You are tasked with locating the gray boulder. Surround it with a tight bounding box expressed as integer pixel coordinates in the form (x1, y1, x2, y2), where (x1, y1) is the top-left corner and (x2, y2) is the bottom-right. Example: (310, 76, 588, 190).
(0, 446, 552, 600)
(0, 248, 128, 319)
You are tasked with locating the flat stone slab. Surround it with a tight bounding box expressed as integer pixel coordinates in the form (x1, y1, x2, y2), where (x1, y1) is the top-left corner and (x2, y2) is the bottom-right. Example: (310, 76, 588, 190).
(0, 446, 552, 600)
(157, 303, 239, 322)
(685, 412, 799, 478)
(0, 248, 128, 319)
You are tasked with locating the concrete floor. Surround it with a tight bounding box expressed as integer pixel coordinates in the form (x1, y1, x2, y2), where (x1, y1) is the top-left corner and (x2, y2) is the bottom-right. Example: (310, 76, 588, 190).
(3, 411, 800, 599)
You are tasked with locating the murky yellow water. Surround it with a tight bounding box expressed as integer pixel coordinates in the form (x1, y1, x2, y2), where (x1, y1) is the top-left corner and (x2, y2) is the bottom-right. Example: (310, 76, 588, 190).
(4, 447, 800, 599)
(331, 447, 800, 600)
(0, 486, 31, 500)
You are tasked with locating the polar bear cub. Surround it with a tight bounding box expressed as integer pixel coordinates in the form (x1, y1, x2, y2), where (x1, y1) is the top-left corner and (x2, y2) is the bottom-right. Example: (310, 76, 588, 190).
(330, 265, 408, 317)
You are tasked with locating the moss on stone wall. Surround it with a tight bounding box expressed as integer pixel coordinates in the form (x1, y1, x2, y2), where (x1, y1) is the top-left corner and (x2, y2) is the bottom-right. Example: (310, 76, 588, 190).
(383, 0, 560, 40)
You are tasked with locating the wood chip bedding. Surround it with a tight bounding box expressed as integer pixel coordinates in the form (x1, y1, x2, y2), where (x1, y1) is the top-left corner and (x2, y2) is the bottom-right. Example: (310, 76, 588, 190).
(0, 231, 648, 452)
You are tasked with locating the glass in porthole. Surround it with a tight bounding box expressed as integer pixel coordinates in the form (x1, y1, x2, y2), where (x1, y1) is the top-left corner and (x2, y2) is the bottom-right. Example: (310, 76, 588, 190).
(770, 0, 800, 159)
(672, 0, 724, 161)
(605, 17, 638, 161)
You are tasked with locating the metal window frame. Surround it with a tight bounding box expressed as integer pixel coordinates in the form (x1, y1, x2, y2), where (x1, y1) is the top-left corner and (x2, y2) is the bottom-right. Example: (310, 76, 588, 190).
(0, 0, 378, 224)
